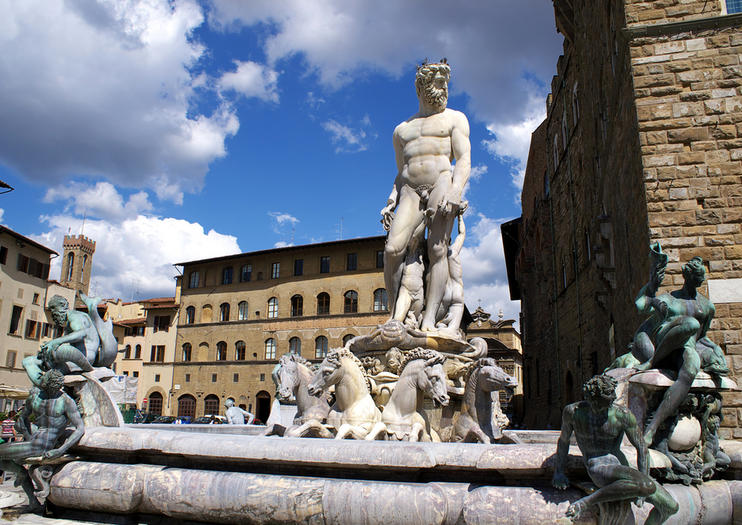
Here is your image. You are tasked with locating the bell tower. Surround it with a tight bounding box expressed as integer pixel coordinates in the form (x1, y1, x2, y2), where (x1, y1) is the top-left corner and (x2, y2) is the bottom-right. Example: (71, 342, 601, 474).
(60, 234, 96, 295)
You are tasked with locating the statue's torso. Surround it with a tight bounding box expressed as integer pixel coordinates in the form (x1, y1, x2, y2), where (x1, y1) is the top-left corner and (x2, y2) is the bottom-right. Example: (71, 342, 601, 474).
(573, 404, 625, 460)
(396, 110, 458, 187)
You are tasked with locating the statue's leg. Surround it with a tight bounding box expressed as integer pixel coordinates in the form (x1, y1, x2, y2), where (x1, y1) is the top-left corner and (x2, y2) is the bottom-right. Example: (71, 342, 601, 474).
(51, 343, 93, 372)
(0, 460, 42, 511)
(644, 481, 679, 525)
(651, 316, 700, 367)
(384, 187, 423, 319)
(364, 421, 386, 441)
(421, 212, 455, 331)
(568, 463, 655, 518)
(22, 356, 44, 388)
(645, 343, 700, 446)
(632, 331, 655, 365)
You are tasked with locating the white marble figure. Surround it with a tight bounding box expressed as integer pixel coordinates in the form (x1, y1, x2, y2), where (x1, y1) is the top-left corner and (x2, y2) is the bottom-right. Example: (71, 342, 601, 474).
(307, 348, 381, 439)
(365, 348, 449, 442)
(435, 207, 466, 337)
(224, 398, 254, 425)
(381, 59, 472, 334)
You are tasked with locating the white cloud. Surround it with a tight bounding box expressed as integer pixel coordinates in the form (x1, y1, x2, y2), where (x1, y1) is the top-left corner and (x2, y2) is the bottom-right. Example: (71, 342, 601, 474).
(33, 214, 240, 300)
(459, 212, 521, 327)
(0, 0, 238, 201)
(218, 60, 279, 102)
(0, 208, 5, 225)
(43, 182, 152, 223)
(269, 212, 299, 226)
(268, 211, 300, 242)
(322, 120, 368, 153)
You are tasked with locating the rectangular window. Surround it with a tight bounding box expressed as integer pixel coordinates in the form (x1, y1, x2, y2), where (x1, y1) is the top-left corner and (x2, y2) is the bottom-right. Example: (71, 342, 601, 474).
(320, 256, 330, 273)
(154, 316, 170, 333)
(16, 254, 29, 273)
(32, 293, 39, 305)
(240, 264, 252, 282)
(376, 250, 384, 269)
(8, 305, 22, 335)
(5, 350, 16, 368)
(185, 373, 190, 382)
(150, 345, 165, 362)
(346, 253, 357, 271)
(0, 246, 7, 265)
(42, 323, 51, 337)
(123, 371, 129, 376)
(222, 266, 233, 285)
(233, 373, 239, 382)
(260, 373, 265, 382)
(154, 374, 160, 382)
(271, 262, 280, 279)
(24, 320, 39, 339)
(133, 371, 139, 378)
(211, 374, 217, 383)
(189, 271, 200, 288)
(294, 259, 303, 276)
(728, 0, 742, 14)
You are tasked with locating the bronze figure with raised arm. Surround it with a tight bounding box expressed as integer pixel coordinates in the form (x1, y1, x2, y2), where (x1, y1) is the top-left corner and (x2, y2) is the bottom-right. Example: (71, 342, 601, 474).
(381, 59, 471, 333)
(552, 375, 677, 524)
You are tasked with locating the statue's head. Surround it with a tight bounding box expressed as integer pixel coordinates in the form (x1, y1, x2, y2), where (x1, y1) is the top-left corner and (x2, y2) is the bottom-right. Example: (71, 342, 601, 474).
(415, 59, 450, 111)
(682, 256, 706, 288)
(40, 369, 65, 393)
(385, 347, 403, 374)
(48, 295, 69, 326)
(583, 374, 617, 409)
(225, 398, 235, 408)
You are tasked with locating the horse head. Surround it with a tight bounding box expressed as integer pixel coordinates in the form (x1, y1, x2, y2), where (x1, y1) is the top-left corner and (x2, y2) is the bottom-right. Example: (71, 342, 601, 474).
(401, 348, 450, 407)
(476, 358, 518, 394)
(277, 353, 302, 401)
(307, 349, 343, 397)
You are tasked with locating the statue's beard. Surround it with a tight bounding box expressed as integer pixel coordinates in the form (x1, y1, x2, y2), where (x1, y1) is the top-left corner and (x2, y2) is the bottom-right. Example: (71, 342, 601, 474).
(422, 82, 447, 110)
(52, 311, 66, 327)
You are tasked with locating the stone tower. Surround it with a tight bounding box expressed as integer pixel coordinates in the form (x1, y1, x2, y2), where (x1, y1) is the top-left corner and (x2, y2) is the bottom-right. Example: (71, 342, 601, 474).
(60, 234, 96, 296)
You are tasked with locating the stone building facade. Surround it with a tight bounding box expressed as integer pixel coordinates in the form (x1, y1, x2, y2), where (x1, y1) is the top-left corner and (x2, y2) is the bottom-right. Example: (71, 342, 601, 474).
(59, 234, 95, 297)
(172, 236, 389, 422)
(506, 0, 742, 433)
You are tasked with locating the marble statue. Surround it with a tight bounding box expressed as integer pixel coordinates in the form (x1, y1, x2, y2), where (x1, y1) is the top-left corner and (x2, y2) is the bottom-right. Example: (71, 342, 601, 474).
(553, 375, 678, 524)
(1, 369, 85, 511)
(381, 59, 471, 334)
(225, 398, 254, 425)
(23, 293, 118, 384)
(629, 244, 728, 446)
(307, 347, 381, 439)
(441, 357, 517, 443)
(365, 348, 449, 441)
(266, 353, 332, 438)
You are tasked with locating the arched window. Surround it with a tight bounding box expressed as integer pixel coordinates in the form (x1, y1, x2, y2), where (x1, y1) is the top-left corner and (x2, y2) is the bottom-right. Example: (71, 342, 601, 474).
(82, 254, 87, 273)
(235, 340, 246, 360)
(216, 341, 227, 361)
(344, 290, 358, 313)
(135, 344, 142, 359)
(185, 306, 195, 324)
(148, 391, 163, 416)
(204, 394, 219, 416)
(315, 336, 328, 359)
(267, 297, 278, 318)
(202, 304, 212, 323)
(182, 343, 192, 362)
(317, 292, 330, 315)
(220, 303, 230, 322)
(290, 295, 303, 317)
(373, 289, 388, 311)
(342, 334, 354, 346)
(124, 345, 131, 359)
(289, 337, 301, 355)
(238, 301, 248, 321)
(178, 394, 196, 419)
(65, 252, 74, 281)
(265, 338, 276, 360)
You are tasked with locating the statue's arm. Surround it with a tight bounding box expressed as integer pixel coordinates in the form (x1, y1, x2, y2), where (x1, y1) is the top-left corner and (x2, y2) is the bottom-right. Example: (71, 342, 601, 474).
(700, 301, 715, 339)
(17, 398, 34, 441)
(241, 409, 255, 424)
(44, 396, 85, 459)
(41, 315, 89, 349)
(552, 404, 575, 488)
(449, 112, 471, 204)
(622, 409, 648, 476)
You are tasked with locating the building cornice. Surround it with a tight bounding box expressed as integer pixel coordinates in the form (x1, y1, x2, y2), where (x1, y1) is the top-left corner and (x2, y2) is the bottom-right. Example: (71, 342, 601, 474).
(624, 13, 742, 40)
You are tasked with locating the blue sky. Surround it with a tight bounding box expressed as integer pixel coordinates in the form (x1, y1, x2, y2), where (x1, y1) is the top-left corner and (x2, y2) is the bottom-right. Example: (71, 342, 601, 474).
(0, 0, 562, 322)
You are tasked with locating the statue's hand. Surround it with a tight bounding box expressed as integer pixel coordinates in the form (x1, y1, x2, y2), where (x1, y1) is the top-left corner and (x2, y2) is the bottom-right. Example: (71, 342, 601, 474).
(650, 297, 668, 317)
(380, 204, 395, 232)
(552, 471, 569, 490)
(43, 449, 61, 460)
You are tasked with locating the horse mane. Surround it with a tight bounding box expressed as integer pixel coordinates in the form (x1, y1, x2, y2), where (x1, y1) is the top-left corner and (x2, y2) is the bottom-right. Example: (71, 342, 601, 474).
(399, 347, 445, 373)
(464, 357, 498, 382)
(280, 352, 312, 367)
(324, 347, 371, 392)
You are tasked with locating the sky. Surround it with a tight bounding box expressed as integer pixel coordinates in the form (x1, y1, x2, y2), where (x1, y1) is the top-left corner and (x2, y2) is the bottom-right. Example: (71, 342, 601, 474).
(0, 0, 563, 324)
